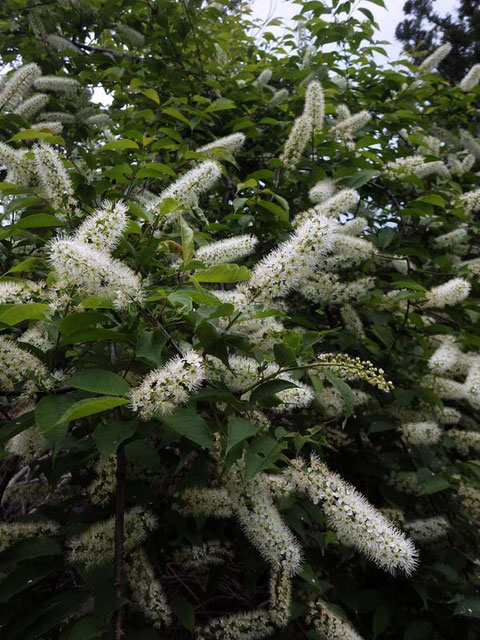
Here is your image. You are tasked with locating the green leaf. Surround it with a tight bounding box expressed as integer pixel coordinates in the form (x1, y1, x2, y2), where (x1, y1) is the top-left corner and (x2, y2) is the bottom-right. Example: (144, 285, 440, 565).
(100, 139, 139, 150)
(65, 369, 130, 396)
(125, 439, 161, 470)
(0, 562, 54, 602)
(179, 214, 194, 266)
(17, 214, 64, 229)
(142, 88, 160, 104)
(403, 620, 434, 640)
(226, 417, 258, 455)
(59, 311, 110, 335)
(419, 476, 450, 494)
(35, 395, 77, 452)
(162, 106, 189, 123)
(257, 199, 289, 221)
(340, 169, 379, 188)
(250, 378, 297, 404)
(0, 303, 49, 326)
(9, 129, 64, 144)
(325, 369, 354, 416)
(244, 435, 285, 481)
(196, 321, 228, 364)
(55, 397, 128, 425)
(192, 263, 251, 283)
(161, 408, 212, 448)
(373, 602, 391, 637)
(416, 194, 445, 207)
(453, 596, 480, 618)
(171, 595, 195, 631)
(93, 418, 137, 461)
(7, 257, 45, 273)
(205, 98, 236, 112)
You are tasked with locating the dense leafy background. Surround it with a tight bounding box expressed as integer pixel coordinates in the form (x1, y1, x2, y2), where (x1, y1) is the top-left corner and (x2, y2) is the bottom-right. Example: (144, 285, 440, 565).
(0, 0, 479, 638)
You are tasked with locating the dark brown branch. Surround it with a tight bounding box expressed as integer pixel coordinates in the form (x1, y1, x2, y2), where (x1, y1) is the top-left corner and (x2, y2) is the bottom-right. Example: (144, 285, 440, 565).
(113, 443, 126, 640)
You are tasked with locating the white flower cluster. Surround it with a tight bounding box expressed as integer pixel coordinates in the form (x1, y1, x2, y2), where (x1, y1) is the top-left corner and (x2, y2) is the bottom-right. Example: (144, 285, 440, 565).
(280, 80, 324, 170)
(298, 272, 374, 306)
(177, 487, 234, 518)
(422, 278, 471, 309)
(125, 548, 172, 629)
(315, 387, 370, 419)
(5, 425, 47, 461)
(293, 189, 360, 228)
(460, 130, 480, 160)
(0, 280, 44, 305)
(214, 43, 228, 67)
(300, 43, 315, 69)
(0, 63, 41, 111)
(74, 200, 128, 250)
(307, 600, 364, 640)
(384, 155, 449, 180)
(459, 64, 480, 91)
(448, 429, 480, 456)
(458, 188, 480, 214)
(34, 75, 80, 95)
(0, 336, 55, 393)
(404, 516, 450, 543)
(0, 141, 35, 186)
(130, 350, 204, 419)
(226, 463, 303, 575)
(434, 227, 469, 249)
(457, 483, 480, 526)
(447, 153, 475, 175)
(198, 132, 246, 157)
(67, 506, 157, 568)
(13, 92, 49, 118)
(194, 234, 258, 267)
(268, 88, 289, 107)
(149, 160, 222, 227)
(288, 457, 418, 574)
(33, 142, 77, 212)
(400, 421, 442, 446)
(46, 34, 79, 53)
(114, 22, 145, 47)
(197, 609, 275, 640)
(309, 178, 337, 204)
(387, 471, 420, 495)
(84, 113, 112, 128)
(330, 109, 371, 143)
(313, 353, 393, 391)
(247, 211, 337, 301)
(417, 134, 442, 157)
(418, 43, 452, 73)
(87, 454, 117, 506)
(340, 304, 365, 338)
(32, 121, 63, 134)
(254, 69, 272, 88)
(205, 355, 314, 412)
(19, 323, 54, 351)
(0, 519, 59, 554)
(49, 237, 143, 309)
(172, 541, 234, 569)
(428, 336, 474, 376)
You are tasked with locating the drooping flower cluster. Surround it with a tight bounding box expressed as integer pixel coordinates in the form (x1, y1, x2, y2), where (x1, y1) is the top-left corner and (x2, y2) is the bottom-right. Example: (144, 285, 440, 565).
(422, 278, 471, 309)
(400, 421, 442, 446)
(33, 75, 80, 95)
(307, 600, 364, 640)
(404, 516, 450, 543)
(418, 43, 452, 73)
(129, 350, 205, 419)
(197, 132, 246, 157)
(172, 541, 234, 569)
(459, 64, 480, 91)
(0, 63, 41, 110)
(0, 336, 56, 394)
(33, 142, 77, 212)
(73, 200, 128, 250)
(309, 178, 337, 204)
(194, 234, 258, 267)
(67, 506, 157, 568)
(447, 429, 480, 456)
(125, 548, 172, 629)
(0, 519, 59, 554)
(384, 155, 449, 180)
(330, 109, 371, 144)
(287, 457, 418, 574)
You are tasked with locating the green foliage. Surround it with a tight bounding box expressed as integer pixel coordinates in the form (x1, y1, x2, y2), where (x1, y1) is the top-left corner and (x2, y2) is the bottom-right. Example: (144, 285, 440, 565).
(0, 1, 479, 639)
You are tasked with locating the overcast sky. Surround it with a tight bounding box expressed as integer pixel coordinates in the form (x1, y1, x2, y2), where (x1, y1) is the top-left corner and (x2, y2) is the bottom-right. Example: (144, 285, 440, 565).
(250, 0, 459, 61)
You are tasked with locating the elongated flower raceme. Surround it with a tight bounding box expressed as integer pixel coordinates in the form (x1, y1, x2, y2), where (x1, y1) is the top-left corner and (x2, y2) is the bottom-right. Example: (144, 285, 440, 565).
(434, 227, 469, 249)
(0, 280, 44, 305)
(19, 323, 54, 351)
(422, 278, 471, 309)
(255, 68, 272, 88)
(49, 238, 144, 309)
(404, 516, 449, 543)
(460, 130, 480, 160)
(298, 273, 374, 306)
(340, 304, 365, 338)
(418, 43, 452, 72)
(197, 609, 275, 640)
(6, 425, 48, 461)
(399, 421, 442, 446)
(270, 568, 292, 626)
(304, 80, 324, 131)
(214, 43, 228, 67)
(129, 350, 205, 419)
(125, 548, 172, 628)
(149, 160, 222, 226)
(74, 200, 128, 250)
(0, 336, 56, 393)
(0, 63, 41, 111)
(289, 457, 418, 574)
(268, 88, 289, 107)
(13, 93, 49, 118)
(247, 211, 337, 301)
(46, 34, 79, 53)
(33, 75, 80, 95)
(84, 113, 111, 128)
(177, 487, 234, 518)
(384, 155, 449, 179)
(387, 471, 421, 495)
(448, 429, 480, 455)
(459, 63, 480, 91)
(330, 109, 371, 142)
(0, 520, 59, 553)
(172, 541, 234, 569)
(114, 22, 145, 47)
(195, 234, 258, 267)
(38, 110, 75, 124)
(309, 178, 336, 204)
(448, 153, 475, 175)
(0, 141, 35, 186)
(33, 142, 77, 211)
(458, 188, 480, 214)
(293, 189, 360, 227)
(67, 507, 157, 568)
(280, 114, 312, 171)
(32, 121, 63, 134)
(198, 132, 246, 157)
(308, 601, 364, 640)
(226, 463, 303, 575)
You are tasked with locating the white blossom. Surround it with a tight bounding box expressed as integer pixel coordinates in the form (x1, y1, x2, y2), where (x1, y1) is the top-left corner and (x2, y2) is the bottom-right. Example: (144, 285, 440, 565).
(460, 130, 480, 160)
(330, 110, 371, 142)
(422, 278, 471, 309)
(448, 429, 480, 455)
(280, 114, 312, 170)
(418, 43, 452, 72)
(304, 80, 324, 131)
(125, 548, 172, 628)
(404, 516, 449, 543)
(459, 64, 480, 91)
(195, 234, 257, 266)
(458, 188, 480, 214)
(129, 350, 205, 419)
(34, 75, 80, 95)
(74, 200, 128, 250)
(198, 133, 246, 157)
(33, 142, 76, 211)
(0, 520, 59, 554)
(399, 421, 442, 446)
(308, 601, 364, 640)
(309, 178, 336, 204)
(114, 22, 145, 47)
(0, 63, 41, 111)
(46, 34, 79, 53)
(13, 93, 49, 118)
